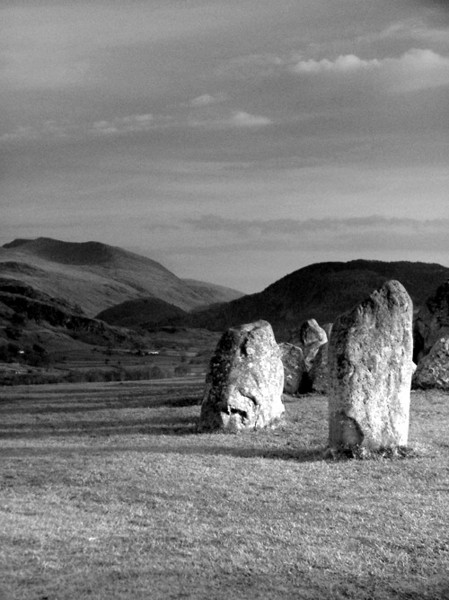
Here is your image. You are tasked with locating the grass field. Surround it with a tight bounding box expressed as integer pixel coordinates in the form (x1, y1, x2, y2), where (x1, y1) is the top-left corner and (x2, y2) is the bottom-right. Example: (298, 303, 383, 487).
(1, 380, 449, 599)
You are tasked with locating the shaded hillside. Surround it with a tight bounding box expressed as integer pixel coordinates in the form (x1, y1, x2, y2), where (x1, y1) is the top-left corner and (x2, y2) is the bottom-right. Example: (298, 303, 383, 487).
(183, 279, 243, 305)
(0, 277, 220, 385)
(0, 278, 141, 350)
(0, 238, 242, 316)
(164, 260, 449, 340)
(97, 297, 187, 329)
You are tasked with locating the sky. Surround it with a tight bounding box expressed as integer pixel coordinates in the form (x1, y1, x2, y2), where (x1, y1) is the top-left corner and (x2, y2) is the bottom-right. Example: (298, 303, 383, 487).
(1, 0, 449, 293)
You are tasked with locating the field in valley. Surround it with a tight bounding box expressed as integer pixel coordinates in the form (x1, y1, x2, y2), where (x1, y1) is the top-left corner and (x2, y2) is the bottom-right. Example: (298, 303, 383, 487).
(1, 379, 449, 599)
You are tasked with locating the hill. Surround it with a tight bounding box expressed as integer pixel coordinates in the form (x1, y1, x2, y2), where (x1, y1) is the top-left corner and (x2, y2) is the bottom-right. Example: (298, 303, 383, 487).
(0, 238, 242, 316)
(0, 277, 146, 347)
(161, 260, 449, 340)
(182, 279, 243, 306)
(0, 277, 220, 385)
(97, 297, 188, 329)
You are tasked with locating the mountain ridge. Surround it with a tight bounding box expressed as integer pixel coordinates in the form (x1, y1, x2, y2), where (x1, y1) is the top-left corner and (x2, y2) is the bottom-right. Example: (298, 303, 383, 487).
(150, 259, 449, 340)
(0, 237, 243, 316)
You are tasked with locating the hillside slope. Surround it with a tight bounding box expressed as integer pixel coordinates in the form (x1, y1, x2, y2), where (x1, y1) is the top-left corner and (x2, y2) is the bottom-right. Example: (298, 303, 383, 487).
(183, 279, 243, 305)
(97, 297, 188, 329)
(165, 260, 449, 340)
(0, 277, 146, 358)
(0, 238, 242, 316)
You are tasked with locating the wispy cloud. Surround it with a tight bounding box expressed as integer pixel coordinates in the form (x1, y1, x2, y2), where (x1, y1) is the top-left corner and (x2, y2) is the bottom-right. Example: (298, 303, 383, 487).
(91, 114, 154, 135)
(293, 54, 379, 74)
(228, 111, 273, 128)
(1, 107, 274, 145)
(292, 48, 449, 92)
(186, 110, 273, 130)
(188, 94, 225, 107)
(184, 215, 449, 253)
(0, 113, 157, 144)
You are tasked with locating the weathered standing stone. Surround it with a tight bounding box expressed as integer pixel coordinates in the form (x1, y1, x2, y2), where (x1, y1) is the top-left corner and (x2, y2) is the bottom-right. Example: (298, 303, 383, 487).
(328, 280, 414, 452)
(279, 342, 306, 394)
(321, 323, 334, 340)
(297, 319, 328, 370)
(414, 280, 449, 363)
(413, 337, 449, 390)
(309, 323, 333, 394)
(310, 343, 329, 394)
(199, 320, 285, 432)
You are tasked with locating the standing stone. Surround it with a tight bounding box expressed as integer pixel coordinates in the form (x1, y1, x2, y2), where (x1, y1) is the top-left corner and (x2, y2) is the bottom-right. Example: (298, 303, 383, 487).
(199, 320, 285, 432)
(310, 343, 329, 394)
(279, 342, 306, 394)
(296, 319, 328, 370)
(413, 337, 449, 390)
(328, 280, 414, 452)
(414, 280, 449, 363)
(309, 323, 333, 394)
(321, 323, 334, 340)
(290, 319, 328, 371)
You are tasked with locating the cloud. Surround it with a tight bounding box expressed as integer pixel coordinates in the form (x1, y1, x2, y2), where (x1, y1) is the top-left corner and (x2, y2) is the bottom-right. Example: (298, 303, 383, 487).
(1, 108, 274, 145)
(188, 94, 225, 107)
(186, 110, 273, 130)
(292, 48, 449, 92)
(228, 111, 273, 128)
(384, 48, 449, 91)
(409, 0, 449, 26)
(0, 121, 71, 143)
(0, 113, 156, 144)
(91, 114, 154, 135)
(293, 54, 379, 74)
(185, 215, 449, 253)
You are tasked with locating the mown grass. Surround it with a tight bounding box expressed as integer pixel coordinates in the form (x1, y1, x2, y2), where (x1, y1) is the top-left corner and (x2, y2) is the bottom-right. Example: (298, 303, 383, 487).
(1, 381, 449, 600)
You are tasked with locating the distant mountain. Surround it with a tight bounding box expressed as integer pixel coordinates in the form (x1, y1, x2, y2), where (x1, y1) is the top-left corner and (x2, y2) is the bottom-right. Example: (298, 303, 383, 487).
(161, 260, 449, 340)
(0, 238, 243, 316)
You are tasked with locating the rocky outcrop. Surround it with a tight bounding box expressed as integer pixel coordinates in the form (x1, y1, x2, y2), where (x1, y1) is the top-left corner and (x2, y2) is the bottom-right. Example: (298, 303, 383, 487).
(328, 280, 414, 453)
(413, 337, 449, 390)
(279, 342, 306, 394)
(414, 280, 449, 363)
(199, 320, 284, 432)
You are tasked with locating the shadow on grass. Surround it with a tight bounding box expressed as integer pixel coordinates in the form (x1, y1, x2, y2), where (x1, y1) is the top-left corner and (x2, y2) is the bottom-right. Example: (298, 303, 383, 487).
(0, 443, 325, 462)
(0, 393, 202, 415)
(0, 414, 200, 439)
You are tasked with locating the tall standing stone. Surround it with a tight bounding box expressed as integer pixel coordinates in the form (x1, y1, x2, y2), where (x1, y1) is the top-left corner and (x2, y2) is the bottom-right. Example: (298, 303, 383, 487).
(328, 280, 413, 452)
(279, 342, 306, 394)
(199, 320, 285, 432)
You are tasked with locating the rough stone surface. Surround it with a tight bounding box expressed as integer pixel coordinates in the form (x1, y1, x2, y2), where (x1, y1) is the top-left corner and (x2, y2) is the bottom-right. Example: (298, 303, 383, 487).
(328, 280, 414, 452)
(413, 337, 449, 390)
(290, 319, 328, 370)
(322, 323, 334, 339)
(414, 279, 449, 363)
(309, 323, 333, 394)
(310, 342, 329, 394)
(279, 342, 306, 394)
(199, 320, 285, 432)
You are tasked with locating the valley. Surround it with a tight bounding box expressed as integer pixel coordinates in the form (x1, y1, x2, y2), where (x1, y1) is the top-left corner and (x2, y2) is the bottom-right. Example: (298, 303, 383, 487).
(1, 236, 449, 386)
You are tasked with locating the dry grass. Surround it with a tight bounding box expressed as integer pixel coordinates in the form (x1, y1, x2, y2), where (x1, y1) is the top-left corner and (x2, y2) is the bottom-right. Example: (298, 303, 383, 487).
(1, 381, 449, 599)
